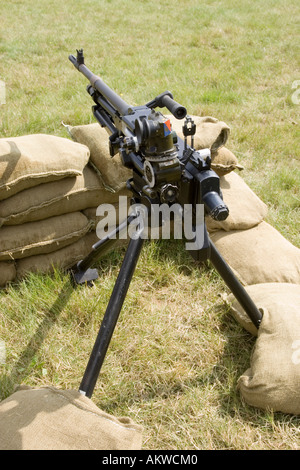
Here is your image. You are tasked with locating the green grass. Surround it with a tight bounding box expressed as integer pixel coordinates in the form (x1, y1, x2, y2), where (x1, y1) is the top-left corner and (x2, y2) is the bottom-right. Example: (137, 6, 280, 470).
(0, 0, 299, 450)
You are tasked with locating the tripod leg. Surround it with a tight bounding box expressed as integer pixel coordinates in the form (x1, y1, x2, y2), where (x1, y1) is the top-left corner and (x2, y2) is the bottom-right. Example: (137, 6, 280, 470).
(209, 240, 262, 329)
(79, 235, 144, 398)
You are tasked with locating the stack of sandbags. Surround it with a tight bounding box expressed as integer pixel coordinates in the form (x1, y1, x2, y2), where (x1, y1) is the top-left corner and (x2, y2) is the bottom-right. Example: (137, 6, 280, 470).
(0, 134, 120, 285)
(211, 174, 300, 414)
(185, 141, 300, 415)
(227, 283, 300, 415)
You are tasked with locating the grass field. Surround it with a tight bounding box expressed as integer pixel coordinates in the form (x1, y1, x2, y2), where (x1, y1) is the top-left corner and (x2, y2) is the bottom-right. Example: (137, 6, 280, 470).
(0, 0, 299, 450)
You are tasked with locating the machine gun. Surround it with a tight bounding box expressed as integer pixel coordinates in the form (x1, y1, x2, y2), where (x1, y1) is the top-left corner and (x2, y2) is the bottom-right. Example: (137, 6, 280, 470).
(69, 50, 262, 399)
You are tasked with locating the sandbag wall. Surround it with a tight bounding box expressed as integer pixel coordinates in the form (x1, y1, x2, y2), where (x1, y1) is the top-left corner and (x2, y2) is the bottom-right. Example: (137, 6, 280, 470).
(0, 133, 130, 285)
(0, 116, 236, 287)
(207, 172, 300, 415)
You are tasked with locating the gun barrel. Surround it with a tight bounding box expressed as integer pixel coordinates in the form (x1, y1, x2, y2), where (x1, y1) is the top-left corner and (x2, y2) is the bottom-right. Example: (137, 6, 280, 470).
(69, 54, 131, 116)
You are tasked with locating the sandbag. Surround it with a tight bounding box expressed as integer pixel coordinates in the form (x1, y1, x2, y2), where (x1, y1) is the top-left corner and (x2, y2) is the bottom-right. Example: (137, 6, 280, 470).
(206, 171, 268, 233)
(0, 165, 120, 226)
(238, 307, 300, 415)
(226, 282, 300, 336)
(0, 261, 16, 287)
(210, 221, 300, 285)
(0, 386, 143, 450)
(83, 196, 131, 227)
(16, 231, 97, 276)
(210, 147, 244, 176)
(0, 212, 92, 261)
(0, 134, 90, 200)
(68, 124, 132, 192)
(167, 115, 244, 176)
(167, 114, 230, 152)
(16, 231, 127, 278)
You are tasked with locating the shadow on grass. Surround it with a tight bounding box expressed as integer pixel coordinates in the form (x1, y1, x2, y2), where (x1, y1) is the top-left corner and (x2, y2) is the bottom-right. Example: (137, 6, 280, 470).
(0, 278, 75, 399)
(0, 244, 130, 401)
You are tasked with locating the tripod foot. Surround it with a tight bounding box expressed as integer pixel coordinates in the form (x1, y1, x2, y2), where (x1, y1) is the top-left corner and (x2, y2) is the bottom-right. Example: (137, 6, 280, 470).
(71, 262, 99, 286)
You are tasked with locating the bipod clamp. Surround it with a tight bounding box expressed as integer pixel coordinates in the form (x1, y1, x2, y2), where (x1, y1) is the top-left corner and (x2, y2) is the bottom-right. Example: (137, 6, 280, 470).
(70, 262, 99, 287)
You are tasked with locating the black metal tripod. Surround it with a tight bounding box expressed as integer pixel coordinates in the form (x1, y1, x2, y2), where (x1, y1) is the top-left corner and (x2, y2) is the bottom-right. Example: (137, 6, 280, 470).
(71, 212, 262, 399)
